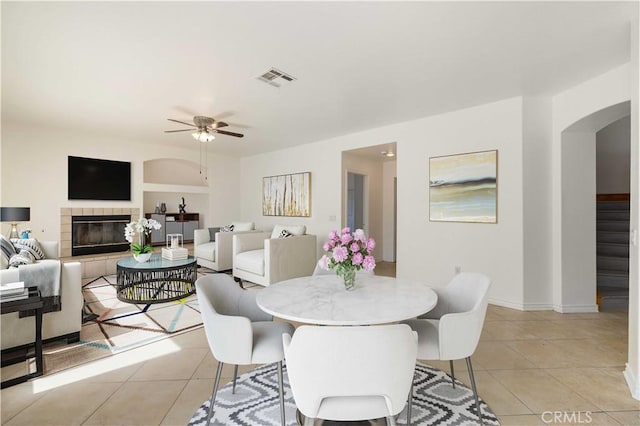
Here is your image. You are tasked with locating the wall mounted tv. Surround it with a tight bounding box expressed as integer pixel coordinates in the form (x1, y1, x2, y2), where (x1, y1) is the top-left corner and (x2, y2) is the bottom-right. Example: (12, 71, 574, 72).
(68, 156, 131, 201)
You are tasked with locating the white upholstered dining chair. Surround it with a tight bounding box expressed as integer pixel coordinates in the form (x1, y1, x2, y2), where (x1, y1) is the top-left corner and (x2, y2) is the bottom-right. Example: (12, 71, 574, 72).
(195, 273, 294, 425)
(283, 324, 417, 426)
(402, 272, 491, 425)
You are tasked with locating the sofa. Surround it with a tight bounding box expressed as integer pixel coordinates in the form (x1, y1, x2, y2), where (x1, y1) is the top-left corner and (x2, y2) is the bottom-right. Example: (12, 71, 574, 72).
(1, 241, 82, 350)
(193, 222, 260, 271)
(233, 225, 317, 287)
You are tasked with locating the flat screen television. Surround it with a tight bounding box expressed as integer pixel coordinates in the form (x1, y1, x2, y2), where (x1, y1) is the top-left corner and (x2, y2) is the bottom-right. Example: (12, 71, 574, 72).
(68, 156, 131, 201)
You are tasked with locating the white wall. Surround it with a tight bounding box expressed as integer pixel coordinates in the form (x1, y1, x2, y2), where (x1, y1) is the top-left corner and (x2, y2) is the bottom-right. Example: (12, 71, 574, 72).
(522, 96, 553, 309)
(1, 122, 240, 241)
(397, 98, 524, 306)
(240, 97, 526, 307)
(561, 131, 597, 312)
(382, 160, 397, 262)
(596, 115, 631, 194)
(625, 14, 640, 401)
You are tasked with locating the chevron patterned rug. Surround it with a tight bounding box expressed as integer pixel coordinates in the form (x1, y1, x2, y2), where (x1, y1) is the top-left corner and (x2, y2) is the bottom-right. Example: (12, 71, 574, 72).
(189, 362, 499, 426)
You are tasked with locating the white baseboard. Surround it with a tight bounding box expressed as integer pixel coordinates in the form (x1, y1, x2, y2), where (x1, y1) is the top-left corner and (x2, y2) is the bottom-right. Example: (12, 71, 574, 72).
(624, 364, 640, 401)
(488, 297, 525, 311)
(552, 304, 599, 313)
(489, 298, 598, 313)
(521, 302, 554, 311)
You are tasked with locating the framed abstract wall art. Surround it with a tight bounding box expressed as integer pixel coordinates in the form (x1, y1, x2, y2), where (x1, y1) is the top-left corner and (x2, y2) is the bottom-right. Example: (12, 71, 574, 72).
(429, 150, 497, 223)
(262, 172, 311, 217)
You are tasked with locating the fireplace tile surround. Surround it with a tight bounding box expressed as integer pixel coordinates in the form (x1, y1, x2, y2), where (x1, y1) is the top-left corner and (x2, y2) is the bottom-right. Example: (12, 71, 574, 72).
(60, 207, 140, 278)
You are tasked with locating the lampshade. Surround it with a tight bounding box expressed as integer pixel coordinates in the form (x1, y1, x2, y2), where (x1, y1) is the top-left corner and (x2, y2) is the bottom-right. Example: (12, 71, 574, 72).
(0, 207, 31, 239)
(192, 130, 215, 143)
(0, 207, 30, 222)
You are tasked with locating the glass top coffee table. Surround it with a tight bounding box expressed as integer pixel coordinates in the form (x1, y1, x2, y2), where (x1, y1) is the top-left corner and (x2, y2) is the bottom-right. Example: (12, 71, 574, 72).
(116, 254, 197, 304)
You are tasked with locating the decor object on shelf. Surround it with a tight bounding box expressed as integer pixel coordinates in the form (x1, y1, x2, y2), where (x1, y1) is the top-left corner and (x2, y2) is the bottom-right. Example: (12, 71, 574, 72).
(262, 172, 311, 217)
(20, 229, 31, 239)
(178, 197, 186, 214)
(124, 217, 161, 262)
(155, 203, 161, 214)
(318, 228, 376, 290)
(429, 150, 498, 223)
(0, 207, 31, 239)
(160, 202, 167, 213)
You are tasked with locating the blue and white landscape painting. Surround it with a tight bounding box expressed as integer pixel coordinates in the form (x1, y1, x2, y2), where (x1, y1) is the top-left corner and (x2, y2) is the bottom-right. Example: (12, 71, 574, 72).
(429, 150, 497, 223)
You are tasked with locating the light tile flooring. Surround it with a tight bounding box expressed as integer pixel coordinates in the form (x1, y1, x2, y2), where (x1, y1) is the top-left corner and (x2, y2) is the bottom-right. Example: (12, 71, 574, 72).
(1, 265, 638, 425)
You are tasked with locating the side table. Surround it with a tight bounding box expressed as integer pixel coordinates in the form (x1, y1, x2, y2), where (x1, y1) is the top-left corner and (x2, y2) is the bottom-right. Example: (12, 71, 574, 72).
(1, 287, 44, 388)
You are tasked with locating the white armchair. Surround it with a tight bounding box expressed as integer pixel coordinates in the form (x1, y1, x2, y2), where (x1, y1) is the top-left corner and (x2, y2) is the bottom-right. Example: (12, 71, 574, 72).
(193, 222, 259, 271)
(233, 225, 317, 287)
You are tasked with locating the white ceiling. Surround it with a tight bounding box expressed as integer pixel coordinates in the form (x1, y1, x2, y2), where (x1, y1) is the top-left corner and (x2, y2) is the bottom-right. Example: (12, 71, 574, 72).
(2, 1, 635, 157)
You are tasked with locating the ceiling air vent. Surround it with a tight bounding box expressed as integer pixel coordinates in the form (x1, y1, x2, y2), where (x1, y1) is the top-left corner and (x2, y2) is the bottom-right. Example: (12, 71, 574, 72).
(257, 68, 296, 87)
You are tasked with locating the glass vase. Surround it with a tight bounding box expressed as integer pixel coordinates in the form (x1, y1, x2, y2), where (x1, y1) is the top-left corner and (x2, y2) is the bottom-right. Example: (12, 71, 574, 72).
(341, 267, 356, 290)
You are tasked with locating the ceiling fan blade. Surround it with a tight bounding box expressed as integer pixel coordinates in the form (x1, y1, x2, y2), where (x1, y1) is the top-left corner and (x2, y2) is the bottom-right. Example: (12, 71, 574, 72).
(212, 121, 229, 129)
(167, 118, 195, 127)
(164, 129, 195, 133)
(214, 129, 244, 138)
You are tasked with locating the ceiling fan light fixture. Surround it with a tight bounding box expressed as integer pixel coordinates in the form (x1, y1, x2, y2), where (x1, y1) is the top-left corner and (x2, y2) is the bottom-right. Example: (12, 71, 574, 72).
(381, 150, 395, 157)
(192, 130, 215, 142)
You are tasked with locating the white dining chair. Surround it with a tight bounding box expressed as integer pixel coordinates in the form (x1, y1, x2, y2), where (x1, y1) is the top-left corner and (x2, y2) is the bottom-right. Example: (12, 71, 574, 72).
(403, 272, 491, 425)
(195, 273, 294, 425)
(283, 324, 417, 426)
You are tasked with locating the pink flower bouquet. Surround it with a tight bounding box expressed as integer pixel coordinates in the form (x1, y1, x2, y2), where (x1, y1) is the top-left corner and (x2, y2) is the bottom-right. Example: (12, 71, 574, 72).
(319, 228, 376, 288)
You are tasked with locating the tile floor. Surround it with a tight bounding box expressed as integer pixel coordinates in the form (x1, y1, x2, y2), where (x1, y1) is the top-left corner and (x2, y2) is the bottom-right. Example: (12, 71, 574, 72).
(1, 264, 638, 425)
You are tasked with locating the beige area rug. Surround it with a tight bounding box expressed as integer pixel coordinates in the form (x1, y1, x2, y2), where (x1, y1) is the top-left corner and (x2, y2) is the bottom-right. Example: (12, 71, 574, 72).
(42, 268, 218, 376)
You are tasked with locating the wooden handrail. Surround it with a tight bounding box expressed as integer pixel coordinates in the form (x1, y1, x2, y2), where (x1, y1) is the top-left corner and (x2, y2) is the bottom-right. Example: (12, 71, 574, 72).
(596, 193, 630, 202)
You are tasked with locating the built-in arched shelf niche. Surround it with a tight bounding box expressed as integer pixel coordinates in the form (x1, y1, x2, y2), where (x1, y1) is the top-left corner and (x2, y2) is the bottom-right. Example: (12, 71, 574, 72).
(143, 158, 209, 222)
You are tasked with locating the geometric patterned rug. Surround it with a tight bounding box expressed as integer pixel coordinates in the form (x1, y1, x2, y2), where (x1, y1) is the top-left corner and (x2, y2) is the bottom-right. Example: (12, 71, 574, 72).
(188, 362, 500, 426)
(42, 268, 217, 376)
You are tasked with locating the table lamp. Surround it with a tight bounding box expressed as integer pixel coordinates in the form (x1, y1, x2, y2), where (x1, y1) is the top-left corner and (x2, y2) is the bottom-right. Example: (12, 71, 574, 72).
(0, 207, 31, 238)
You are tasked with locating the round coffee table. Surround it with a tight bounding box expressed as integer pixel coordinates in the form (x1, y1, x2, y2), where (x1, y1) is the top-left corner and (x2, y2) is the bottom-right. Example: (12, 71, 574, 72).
(116, 254, 197, 304)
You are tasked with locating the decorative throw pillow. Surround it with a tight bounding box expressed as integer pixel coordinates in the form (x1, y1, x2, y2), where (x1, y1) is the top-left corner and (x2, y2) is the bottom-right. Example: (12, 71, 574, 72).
(11, 238, 46, 260)
(220, 224, 235, 232)
(279, 230, 294, 238)
(9, 250, 35, 267)
(271, 224, 306, 239)
(231, 222, 254, 232)
(0, 235, 17, 266)
(208, 227, 221, 242)
(0, 254, 7, 269)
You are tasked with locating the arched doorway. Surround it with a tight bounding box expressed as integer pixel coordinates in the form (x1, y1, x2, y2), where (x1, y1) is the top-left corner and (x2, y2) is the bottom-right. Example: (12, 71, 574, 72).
(560, 101, 630, 311)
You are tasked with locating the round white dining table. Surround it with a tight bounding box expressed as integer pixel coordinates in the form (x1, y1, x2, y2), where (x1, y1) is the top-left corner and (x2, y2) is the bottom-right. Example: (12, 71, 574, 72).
(255, 274, 438, 325)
